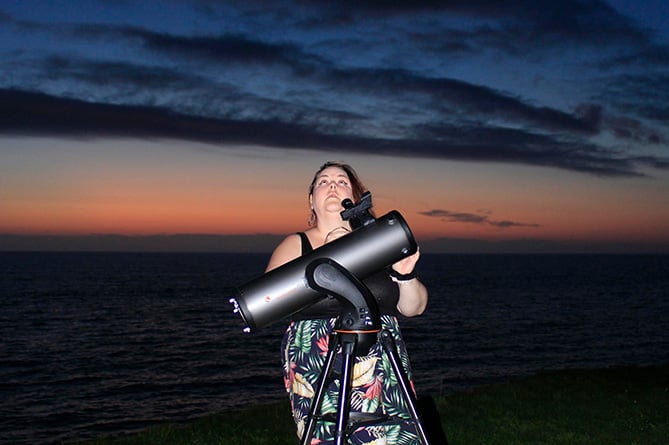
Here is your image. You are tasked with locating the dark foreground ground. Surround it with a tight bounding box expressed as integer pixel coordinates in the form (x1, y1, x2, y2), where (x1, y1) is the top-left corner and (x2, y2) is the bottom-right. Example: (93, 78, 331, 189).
(70, 363, 668, 445)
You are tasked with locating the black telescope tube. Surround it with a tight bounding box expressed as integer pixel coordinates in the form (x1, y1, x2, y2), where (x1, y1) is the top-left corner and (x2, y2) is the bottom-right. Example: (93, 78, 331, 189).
(230, 210, 417, 332)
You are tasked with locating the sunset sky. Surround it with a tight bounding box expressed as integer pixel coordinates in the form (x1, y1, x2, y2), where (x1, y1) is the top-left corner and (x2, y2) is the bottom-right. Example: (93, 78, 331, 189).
(1, 0, 668, 253)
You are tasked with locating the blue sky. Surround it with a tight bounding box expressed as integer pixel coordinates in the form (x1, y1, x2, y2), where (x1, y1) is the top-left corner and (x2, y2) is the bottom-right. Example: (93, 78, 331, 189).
(1, 0, 668, 253)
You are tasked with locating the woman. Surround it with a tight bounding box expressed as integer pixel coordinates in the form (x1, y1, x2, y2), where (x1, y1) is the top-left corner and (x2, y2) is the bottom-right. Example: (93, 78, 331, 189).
(266, 161, 428, 444)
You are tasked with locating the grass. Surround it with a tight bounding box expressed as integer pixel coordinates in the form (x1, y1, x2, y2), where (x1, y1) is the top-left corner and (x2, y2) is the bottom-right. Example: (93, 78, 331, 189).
(71, 363, 668, 445)
(436, 364, 668, 445)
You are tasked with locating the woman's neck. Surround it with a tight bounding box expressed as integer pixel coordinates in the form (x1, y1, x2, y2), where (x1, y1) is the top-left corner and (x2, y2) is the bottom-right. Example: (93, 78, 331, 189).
(311, 215, 351, 245)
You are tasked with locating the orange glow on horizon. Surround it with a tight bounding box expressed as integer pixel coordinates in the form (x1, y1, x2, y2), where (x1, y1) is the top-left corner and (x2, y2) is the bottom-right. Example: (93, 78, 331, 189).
(2, 138, 669, 252)
(4, 196, 668, 247)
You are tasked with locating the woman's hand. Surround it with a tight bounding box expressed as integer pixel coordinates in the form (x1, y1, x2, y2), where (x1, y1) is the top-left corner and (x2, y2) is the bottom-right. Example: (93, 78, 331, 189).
(392, 248, 420, 275)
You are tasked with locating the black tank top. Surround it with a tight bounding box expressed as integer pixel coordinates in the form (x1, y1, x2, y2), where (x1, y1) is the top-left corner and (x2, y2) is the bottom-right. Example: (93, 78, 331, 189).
(291, 232, 400, 319)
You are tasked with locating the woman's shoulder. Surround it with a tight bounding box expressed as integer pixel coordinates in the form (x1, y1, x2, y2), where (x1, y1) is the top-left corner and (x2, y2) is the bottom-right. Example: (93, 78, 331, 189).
(265, 233, 302, 271)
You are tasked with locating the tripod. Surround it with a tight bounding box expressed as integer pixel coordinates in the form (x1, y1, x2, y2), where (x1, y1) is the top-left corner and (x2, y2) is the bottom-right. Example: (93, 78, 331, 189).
(299, 258, 431, 445)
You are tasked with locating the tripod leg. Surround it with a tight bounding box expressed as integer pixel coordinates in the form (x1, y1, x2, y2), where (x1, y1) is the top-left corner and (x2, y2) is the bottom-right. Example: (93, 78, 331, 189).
(379, 329, 431, 445)
(300, 331, 340, 445)
(334, 333, 357, 445)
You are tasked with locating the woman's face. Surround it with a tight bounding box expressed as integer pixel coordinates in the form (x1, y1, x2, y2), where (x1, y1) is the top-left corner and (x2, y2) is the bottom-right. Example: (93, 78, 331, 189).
(309, 166, 354, 219)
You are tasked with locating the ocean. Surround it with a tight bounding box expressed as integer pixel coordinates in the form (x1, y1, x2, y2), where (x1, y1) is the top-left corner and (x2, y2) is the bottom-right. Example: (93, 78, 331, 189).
(1, 252, 668, 444)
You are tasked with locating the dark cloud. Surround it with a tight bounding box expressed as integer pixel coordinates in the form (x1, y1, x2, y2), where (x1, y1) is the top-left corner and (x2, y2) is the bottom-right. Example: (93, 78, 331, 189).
(40, 55, 212, 92)
(596, 73, 669, 123)
(598, 43, 669, 68)
(3, 87, 665, 177)
(0, 10, 13, 24)
(72, 24, 327, 69)
(317, 67, 602, 135)
(2, 87, 666, 177)
(1, 1, 667, 178)
(280, 0, 653, 58)
(33, 23, 609, 135)
(606, 115, 663, 144)
(418, 209, 541, 229)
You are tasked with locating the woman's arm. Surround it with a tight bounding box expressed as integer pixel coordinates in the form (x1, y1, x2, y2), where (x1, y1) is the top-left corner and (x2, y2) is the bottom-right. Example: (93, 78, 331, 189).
(396, 278, 428, 317)
(392, 249, 428, 317)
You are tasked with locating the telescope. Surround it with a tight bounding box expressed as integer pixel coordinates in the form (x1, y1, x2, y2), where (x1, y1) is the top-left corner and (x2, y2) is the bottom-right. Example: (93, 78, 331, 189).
(229, 192, 417, 332)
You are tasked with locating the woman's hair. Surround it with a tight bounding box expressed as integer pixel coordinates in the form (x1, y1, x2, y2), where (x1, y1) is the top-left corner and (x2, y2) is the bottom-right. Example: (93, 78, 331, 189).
(308, 161, 367, 226)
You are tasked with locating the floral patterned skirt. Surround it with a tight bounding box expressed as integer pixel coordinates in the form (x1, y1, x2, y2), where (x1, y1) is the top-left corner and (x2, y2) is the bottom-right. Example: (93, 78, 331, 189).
(281, 315, 421, 445)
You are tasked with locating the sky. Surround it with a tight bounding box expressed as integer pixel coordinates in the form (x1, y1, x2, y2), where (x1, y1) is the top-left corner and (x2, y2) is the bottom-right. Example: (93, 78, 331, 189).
(1, 0, 668, 254)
